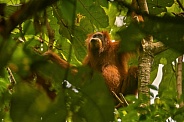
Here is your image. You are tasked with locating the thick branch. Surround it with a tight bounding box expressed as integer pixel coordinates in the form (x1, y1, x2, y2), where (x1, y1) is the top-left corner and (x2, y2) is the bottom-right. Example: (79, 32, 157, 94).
(151, 42, 167, 55)
(0, 0, 58, 38)
(138, 34, 167, 99)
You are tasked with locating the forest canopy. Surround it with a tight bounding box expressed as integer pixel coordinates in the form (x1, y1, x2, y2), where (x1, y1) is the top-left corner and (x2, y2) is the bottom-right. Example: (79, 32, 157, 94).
(0, 0, 184, 122)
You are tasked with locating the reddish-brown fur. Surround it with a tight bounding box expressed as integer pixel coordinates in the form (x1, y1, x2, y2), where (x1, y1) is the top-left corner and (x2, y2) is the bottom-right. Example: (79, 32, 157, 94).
(83, 31, 138, 96)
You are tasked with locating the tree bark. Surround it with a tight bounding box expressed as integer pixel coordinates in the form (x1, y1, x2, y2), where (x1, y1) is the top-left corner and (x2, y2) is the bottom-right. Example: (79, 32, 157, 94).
(177, 55, 183, 107)
(137, 0, 150, 100)
(137, 0, 149, 14)
(138, 36, 153, 99)
(136, 0, 167, 101)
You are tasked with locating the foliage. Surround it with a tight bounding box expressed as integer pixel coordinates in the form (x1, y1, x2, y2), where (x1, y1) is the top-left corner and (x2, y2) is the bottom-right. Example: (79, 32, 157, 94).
(0, 0, 184, 122)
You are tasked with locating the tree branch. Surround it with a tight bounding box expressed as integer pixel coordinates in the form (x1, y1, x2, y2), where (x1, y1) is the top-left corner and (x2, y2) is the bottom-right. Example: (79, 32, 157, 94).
(7, 67, 16, 93)
(177, 55, 184, 107)
(0, 0, 59, 38)
(45, 12, 55, 51)
(137, 0, 149, 14)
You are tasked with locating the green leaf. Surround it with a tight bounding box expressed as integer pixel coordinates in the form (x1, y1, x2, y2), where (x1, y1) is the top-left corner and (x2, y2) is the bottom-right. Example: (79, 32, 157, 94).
(160, 58, 167, 65)
(173, 107, 184, 122)
(47, 7, 61, 42)
(59, 0, 76, 26)
(68, 66, 115, 122)
(0, 37, 17, 72)
(23, 20, 35, 35)
(41, 92, 67, 122)
(57, 0, 109, 28)
(72, 26, 89, 61)
(10, 83, 67, 122)
(55, 37, 82, 65)
(159, 64, 176, 98)
(147, 0, 174, 15)
(144, 16, 184, 53)
(76, 0, 109, 28)
(10, 83, 50, 122)
(154, 49, 180, 65)
(10, 44, 32, 78)
(148, 84, 158, 91)
(4, 4, 21, 17)
(32, 59, 66, 89)
(150, 68, 158, 83)
(97, 0, 108, 8)
(117, 23, 144, 52)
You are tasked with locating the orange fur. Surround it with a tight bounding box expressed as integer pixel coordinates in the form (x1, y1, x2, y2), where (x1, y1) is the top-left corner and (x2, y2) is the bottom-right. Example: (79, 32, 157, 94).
(83, 31, 138, 96)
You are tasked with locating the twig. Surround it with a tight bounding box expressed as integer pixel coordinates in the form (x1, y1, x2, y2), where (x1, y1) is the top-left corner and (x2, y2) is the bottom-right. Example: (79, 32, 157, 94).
(45, 11, 55, 51)
(18, 24, 26, 42)
(119, 93, 129, 106)
(112, 91, 124, 105)
(6, 67, 16, 93)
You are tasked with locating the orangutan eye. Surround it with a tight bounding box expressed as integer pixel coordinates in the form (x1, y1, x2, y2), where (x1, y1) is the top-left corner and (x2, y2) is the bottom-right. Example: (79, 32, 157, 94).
(92, 33, 103, 39)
